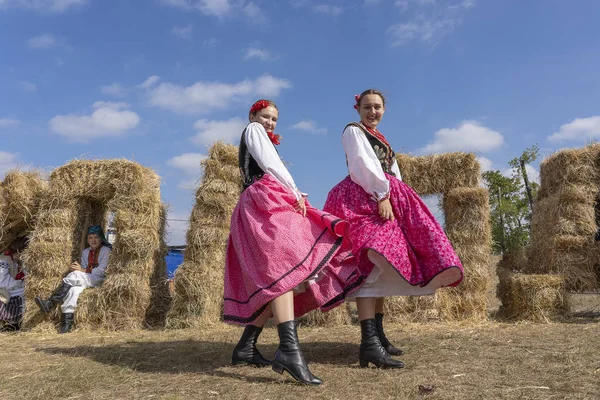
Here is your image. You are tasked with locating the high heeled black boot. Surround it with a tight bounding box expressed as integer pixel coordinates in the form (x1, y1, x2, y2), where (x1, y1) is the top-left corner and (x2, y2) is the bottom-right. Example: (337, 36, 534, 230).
(232, 325, 271, 367)
(272, 320, 322, 385)
(375, 313, 404, 356)
(359, 319, 404, 369)
(35, 281, 72, 315)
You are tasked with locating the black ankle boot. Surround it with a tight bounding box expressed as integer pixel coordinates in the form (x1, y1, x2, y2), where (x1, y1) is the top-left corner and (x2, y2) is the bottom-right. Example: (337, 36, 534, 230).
(272, 320, 322, 385)
(232, 325, 271, 367)
(375, 313, 404, 356)
(35, 281, 72, 315)
(359, 319, 404, 369)
(58, 313, 74, 334)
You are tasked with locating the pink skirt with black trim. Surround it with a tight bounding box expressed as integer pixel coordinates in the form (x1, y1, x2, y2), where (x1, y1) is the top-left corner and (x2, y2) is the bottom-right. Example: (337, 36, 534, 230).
(223, 174, 362, 325)
(323, 174, 463, 292)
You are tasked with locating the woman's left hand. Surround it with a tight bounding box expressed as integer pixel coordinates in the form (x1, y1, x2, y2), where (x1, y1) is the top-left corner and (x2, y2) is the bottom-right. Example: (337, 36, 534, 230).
(294, 198, 307, 217)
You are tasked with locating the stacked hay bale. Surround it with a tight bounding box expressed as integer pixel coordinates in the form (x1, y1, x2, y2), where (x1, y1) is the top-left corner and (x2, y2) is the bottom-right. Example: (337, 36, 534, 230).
(526, 144, 600, 291)
(144, 205, 171, 327)
(386, 153, 491, 322)
(167, 142, 240, 328)
(22, 159, 164, 330)
(0, 170, 47, 250)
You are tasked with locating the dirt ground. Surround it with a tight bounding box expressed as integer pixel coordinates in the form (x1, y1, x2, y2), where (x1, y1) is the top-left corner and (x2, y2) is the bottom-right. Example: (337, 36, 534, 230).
(2, 258, 599, 400)
(1, 314, 599, 400)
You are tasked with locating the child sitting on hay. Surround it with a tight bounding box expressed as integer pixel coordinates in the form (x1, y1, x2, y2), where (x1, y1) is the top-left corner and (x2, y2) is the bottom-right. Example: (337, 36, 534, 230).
(35, 225, 112, 333)
(0, 236, 28, 332)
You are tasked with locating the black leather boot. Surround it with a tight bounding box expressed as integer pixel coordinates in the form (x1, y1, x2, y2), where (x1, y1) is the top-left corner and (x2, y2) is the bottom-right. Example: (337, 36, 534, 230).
(35, 281, 72, 315)
(232, 325, 271, 367)
(375, 313, 404, 356)
(58, 312, 74, 334)
(272, 320, 322, 385)
(359, 319, 404, 369)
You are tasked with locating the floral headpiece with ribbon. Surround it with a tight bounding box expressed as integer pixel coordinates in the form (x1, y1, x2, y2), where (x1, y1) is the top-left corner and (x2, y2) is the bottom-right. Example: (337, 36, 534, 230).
(249, 100, 281, 145)
(353, 94, 361, 110)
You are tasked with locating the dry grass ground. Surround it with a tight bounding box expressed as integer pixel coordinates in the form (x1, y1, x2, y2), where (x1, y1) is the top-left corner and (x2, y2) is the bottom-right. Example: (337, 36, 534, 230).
(1, 317, 599, 400)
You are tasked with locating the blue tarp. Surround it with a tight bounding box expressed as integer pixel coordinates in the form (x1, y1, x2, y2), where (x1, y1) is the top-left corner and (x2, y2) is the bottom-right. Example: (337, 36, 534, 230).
(165, 250, 184, 279)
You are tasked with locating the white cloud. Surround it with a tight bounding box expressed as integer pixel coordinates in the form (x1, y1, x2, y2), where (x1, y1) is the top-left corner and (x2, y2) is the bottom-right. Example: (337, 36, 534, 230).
(140, 75, 161, 89)
(502, 164, 540, 184)
(26, 33, 58, 49)
(49, 102, 140, 142)
(172, 24, 193, 40)
(548, 116, 600, 143)
(314, 4, 343, 16)
(147, 75, 291, 115)
(165, 210, 190, 245)
(0, 151, 18, 179)
(100, 82, 127, 96)
(418, 120, 504, 154)
(244, 47, 271, 61)
(389, 0, 475, 46)
(243, 2, 266, 24)
(20, 80, 37, 92)
(203, 37, 220, 47)
(292, 120, 327, 135)
(160, 0, 233, 18)
(477, 156, 493, 172)
(191, 117, 247, 147)
(167, 152, 207, 175)
(0, 118, 20, 128)
(0, 0, 87, 13)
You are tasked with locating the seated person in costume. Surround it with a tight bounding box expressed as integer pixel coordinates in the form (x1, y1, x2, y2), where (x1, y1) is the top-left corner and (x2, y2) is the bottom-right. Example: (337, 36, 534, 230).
(35, 225, 112, 333)
(0, 236, 29, 332)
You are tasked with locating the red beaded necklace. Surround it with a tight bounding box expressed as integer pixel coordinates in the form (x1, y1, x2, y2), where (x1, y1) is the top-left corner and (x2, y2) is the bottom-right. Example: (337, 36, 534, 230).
(361, 122, 390, 147)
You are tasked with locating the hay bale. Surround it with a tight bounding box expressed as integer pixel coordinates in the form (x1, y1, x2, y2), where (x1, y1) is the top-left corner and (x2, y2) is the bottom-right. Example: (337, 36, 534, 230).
(384, 296, 439, 323)
(437, 187, 491, 321)
(0, 170, 47, 250)
(299, 307, 352, 327)
(22, 159, 164, 330)
(396, 152, 480, 195)
(167, 142, 240, 328)
(537, 144, 600, 199)
(144, 205, 171, 327)
(499, 273, 569, 322)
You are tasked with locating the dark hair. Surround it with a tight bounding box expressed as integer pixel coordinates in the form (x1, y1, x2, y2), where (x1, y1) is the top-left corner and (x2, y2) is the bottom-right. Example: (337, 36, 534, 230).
(356, 89, 386, 108)
(10, 236, 29, 253)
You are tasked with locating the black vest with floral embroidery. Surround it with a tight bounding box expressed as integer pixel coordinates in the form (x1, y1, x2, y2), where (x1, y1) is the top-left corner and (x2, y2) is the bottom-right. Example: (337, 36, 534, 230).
(347, 122, 397, 177)
(238, 128, 266, 191)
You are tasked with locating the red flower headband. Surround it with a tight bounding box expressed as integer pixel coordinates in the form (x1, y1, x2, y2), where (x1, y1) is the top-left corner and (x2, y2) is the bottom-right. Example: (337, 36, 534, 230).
(353, 94, 360, 110)
(250, 100, 271, 115)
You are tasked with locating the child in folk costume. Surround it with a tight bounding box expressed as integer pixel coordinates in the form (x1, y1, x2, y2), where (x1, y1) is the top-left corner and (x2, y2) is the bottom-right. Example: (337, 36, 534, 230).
(0, 236, 28, 332)
(324, 89, 464, 369)
(224, 99, 361, 385)
(35, 225, 112, 333)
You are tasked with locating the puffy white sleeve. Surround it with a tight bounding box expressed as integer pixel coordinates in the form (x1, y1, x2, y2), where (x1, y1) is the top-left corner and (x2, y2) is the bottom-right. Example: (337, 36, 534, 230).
(245, 122, 304, 201)
(80, 248, 88, 270)
(90, 246, 111, 279)
(391, 159, 402, 181)
(342, 125, 390, 201)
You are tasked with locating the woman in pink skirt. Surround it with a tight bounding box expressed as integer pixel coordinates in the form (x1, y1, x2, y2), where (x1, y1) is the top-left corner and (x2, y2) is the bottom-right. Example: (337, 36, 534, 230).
(324, 89, 464, 369)
(223, 99, 361, 385)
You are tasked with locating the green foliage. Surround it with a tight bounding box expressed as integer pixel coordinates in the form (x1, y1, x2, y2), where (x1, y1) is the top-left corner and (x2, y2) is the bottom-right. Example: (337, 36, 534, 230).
(483, 145, 540, 254)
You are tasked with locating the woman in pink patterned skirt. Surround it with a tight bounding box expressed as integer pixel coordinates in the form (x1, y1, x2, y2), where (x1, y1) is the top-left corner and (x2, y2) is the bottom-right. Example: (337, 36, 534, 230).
(223, 99, 361, 385)
(324, 89, 464, 369)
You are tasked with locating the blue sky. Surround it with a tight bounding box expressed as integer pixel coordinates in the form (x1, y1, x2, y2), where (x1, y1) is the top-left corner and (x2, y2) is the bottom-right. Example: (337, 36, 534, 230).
(1, 0, 599, 245)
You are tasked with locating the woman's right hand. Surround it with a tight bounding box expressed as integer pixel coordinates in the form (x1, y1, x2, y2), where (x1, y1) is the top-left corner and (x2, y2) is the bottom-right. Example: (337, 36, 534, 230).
(294, 197, 307, 217)
(378, 198, 395, 221)
(70, 261, 83, 272)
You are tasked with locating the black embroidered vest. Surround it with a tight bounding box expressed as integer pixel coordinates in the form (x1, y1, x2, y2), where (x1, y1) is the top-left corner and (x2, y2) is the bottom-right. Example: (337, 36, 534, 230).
(239, 127, 278, 190)
(347, 122, 397, 177)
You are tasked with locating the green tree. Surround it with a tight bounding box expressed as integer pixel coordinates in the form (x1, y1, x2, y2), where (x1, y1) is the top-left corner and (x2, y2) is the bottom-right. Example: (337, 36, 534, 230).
(509, 144, 540, 213)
